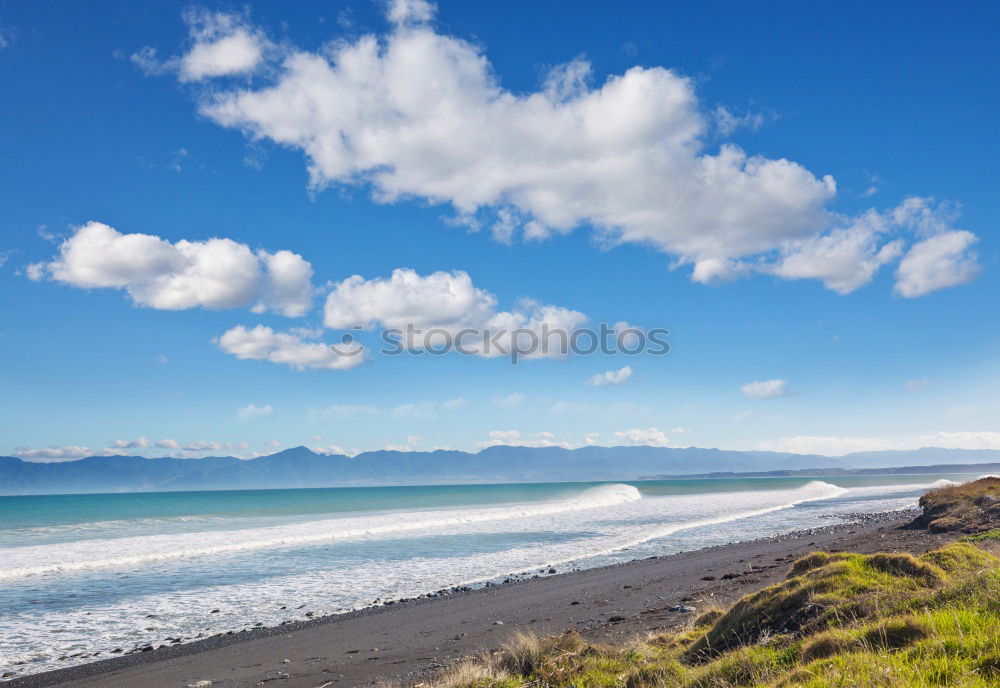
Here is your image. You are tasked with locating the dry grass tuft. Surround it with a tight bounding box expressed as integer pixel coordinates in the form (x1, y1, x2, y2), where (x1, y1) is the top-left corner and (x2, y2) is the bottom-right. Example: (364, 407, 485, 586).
(865, 552, 943, 584)
(788, 551, 846, 577)
(691, 607, 726, 629)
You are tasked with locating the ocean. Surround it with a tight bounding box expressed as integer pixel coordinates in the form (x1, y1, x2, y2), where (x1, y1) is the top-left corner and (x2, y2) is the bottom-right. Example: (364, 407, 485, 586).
(0, 473, 976, 677)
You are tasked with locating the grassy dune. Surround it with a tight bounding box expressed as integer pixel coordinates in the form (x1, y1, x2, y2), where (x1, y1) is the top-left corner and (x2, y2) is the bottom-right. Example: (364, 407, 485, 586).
(914, 477, 1000, 533)
(419, 479, 1000, 688)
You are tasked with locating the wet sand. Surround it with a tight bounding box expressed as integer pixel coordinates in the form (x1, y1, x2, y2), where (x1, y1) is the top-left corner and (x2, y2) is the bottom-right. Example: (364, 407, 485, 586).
(7, 510, 954, 688)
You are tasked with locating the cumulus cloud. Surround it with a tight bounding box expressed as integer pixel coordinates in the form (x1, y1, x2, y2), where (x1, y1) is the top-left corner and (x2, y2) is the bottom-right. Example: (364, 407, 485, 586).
(156, 438, 181, 449)
(150, 7, 982, 297)
(111, 437, 151, 449)
(325, 268, 495, 330)
(768, 210, 904, 294)
(186, 6, 840, 279)
(613, 427, 670, 446)
(895, 231, 980, 298)
(324, 268, 586, 358)
(740, 379, 789, 400)
(588, 365, 633, 387)
(133, 10, 268, 81)
(766, 197, 980, 295)
(29, 222, 313, 316)
(888, 197, 981, 297)
(387, 0, 436, 24)
(216, 325, 365, 371)
(237, 403, 273, 420)
(180, 10, 266, 82)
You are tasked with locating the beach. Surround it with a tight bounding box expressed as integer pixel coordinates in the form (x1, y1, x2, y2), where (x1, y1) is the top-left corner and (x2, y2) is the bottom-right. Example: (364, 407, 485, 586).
(5, 508, 960, 688)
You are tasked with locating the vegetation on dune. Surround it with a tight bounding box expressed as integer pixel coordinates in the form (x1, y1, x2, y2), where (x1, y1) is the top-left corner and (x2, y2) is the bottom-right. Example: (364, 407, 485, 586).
(421, 542, 999, 687)
(912, 477, 1000, 533)
(417, 480, 1000, 688)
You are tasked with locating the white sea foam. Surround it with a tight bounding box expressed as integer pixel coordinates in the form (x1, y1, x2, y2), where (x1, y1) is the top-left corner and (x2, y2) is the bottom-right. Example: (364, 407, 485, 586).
(0, 484, 641, 580)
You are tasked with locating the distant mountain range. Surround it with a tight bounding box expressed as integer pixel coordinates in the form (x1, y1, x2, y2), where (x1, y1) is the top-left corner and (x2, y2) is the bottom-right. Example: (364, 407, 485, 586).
(3, 445, 1000, 495)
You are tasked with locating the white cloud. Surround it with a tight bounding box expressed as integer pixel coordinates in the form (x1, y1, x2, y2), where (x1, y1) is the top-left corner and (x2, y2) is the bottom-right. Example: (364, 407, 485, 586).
(190, 8, 844, 280)
(182, 440, 226, 452)
(156, 6, 983, 297)
(921, 431, 1000, 451)
(385, 434, 424, 451)
(111, 437, 151, 449)
(30, 222, 313, 316)
(12, 446, 93, 461)
(768, 209, 904, 294)
(493, 392, 525, 408)
(182, 31, 262, 82)
(613, 427, 670, 446)
(759, 435, 894, 456)
(324, 268, 586, 358)
(895, 231, 979, 298)
(548, 400, 597, 416)
(131, 11, 267, 81)
(740, 379, 789, 400)
(386, 0, 437, 24)
(156, 438, 181, 449)
(478, 430, 570, 449)
(237, 403, 273, 420)
(325, 268, 496, 330)
(392, 397, 468, 420)
(130, 47, 167, 76)
(440, 397, 469, 411)
(314, 443, 350, 456)
(761, 431, 1000, 456)
(886, 198, 980, 297)
(308, 404, 381, 421)
(216, 325, 365, 371)
(588, 365, 633, 387)
(713, 106, 766, 136)
(905, 377, 930, 392)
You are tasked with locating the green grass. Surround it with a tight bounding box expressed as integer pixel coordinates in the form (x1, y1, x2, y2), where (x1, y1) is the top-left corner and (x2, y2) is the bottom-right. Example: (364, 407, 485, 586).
(964, 528, 1000, 543)
(419, 541, 1000, 688)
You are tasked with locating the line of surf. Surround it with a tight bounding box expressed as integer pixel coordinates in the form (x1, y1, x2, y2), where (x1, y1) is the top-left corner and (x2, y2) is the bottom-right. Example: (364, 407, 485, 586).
(0, 484, 641, 580)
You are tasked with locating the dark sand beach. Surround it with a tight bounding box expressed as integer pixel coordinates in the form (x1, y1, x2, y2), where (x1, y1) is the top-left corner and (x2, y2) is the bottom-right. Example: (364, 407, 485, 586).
(7, 510, 957, 688)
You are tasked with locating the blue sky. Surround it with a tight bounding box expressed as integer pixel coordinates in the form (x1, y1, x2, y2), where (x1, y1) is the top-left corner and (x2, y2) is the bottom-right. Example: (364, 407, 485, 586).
(1, 0, 997, 460)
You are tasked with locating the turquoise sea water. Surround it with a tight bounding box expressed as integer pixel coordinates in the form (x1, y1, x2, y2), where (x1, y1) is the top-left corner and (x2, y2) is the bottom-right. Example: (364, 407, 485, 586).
(0, 473, 981, 678)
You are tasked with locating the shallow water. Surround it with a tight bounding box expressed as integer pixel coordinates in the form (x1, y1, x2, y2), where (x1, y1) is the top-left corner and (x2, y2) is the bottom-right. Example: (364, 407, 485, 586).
(0, 473, 973, 677)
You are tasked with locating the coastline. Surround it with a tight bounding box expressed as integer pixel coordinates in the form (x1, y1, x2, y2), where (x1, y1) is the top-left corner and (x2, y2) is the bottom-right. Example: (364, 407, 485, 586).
(4, 508, 959, 688)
